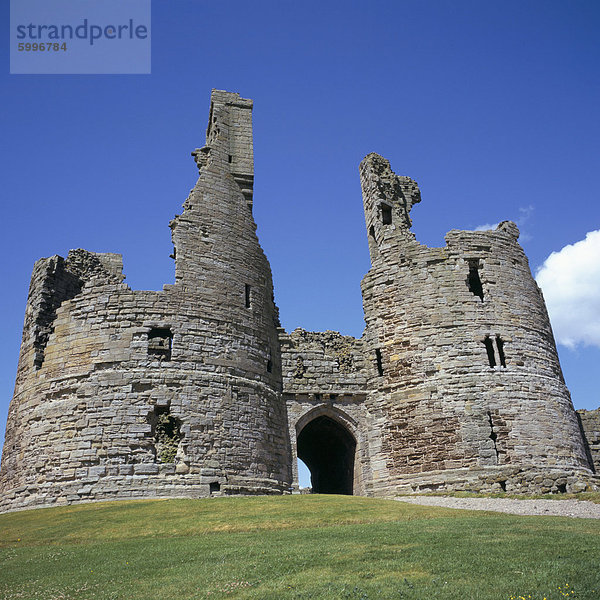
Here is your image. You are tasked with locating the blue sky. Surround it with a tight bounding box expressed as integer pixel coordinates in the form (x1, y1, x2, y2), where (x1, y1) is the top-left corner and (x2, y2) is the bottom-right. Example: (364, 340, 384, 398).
(1, 0, 599, 466)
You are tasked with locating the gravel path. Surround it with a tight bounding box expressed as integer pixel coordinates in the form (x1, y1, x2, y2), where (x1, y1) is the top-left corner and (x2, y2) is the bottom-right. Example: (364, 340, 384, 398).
(396, 496, 600, 519)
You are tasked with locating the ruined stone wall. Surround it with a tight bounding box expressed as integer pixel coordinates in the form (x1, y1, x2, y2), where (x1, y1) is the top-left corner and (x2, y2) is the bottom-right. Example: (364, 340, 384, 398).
(577, 409, 600, 473)
(359, 153, 596, 495)
(0, 91, 292, 512)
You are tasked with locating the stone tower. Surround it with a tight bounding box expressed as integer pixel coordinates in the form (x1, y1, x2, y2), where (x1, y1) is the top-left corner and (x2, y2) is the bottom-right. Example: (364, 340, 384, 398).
(0, 90, 291, 512)
(358, 153, 593, 493)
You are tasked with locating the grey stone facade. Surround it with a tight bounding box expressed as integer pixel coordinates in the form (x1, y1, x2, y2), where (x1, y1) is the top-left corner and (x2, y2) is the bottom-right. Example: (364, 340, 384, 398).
(356, 154, 596, 495)
(0, 90, 598, 512)
(577, 409, 600, 473)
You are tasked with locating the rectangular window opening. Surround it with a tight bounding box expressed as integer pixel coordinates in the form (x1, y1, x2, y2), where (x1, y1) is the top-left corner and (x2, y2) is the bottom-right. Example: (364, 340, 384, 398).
(375, 348, 384, 376)
(483, 336, 496, 368)
(267, 358, 273, 373)
(147, 405, 182, 463)
(467, 259, 484, 300)
(245, 284, 251, 308)
(148, 328, 173, 361)
(228, 154, 233, 163)
(381, 204, 392, 225)
(496, 336, 506, 368)
(209, 481, 220, 494)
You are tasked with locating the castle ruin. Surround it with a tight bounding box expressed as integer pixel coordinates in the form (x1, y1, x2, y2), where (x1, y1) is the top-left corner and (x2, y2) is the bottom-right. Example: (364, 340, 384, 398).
(1, 90, 598, 512)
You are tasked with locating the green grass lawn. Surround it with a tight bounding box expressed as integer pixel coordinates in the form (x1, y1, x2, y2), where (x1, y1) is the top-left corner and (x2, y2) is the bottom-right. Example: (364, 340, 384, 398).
(0, 495, 598, 600)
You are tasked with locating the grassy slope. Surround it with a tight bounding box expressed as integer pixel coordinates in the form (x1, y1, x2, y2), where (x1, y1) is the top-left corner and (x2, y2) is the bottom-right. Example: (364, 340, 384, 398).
(0, 495, 598, 600)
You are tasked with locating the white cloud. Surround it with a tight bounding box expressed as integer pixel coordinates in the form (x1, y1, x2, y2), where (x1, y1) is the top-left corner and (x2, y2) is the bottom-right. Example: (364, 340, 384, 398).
(474, 222, 499, 231)
(517, 205, 534, 226)
(516, 205, 534, 242)
(535, 230, 600, 349)
(473, 206, 534, 238)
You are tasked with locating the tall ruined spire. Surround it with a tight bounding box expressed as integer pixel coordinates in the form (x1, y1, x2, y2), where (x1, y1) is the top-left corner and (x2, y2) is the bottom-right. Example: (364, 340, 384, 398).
(170, 90, 267, 297)
(359, 153, 421, 264)
(168, 88, 282, 381)
(192, 90, 254, 208)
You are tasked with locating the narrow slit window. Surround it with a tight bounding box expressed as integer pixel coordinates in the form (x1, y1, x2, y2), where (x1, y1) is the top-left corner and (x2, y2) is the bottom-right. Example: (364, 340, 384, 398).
(496, 336, 506, 368)
(381, 204, 392, 225)
(369, 225, 376, 239)
(483, 336, 496, 368)
(228, 154, 233, 163)
(375, 348, 384, 376)
(467, 259, 484, 300)
(488, 412, 499, 462)
(148, 328, 173, 361)
(245, 284, 251, 308)
(267, 358, 273, 373)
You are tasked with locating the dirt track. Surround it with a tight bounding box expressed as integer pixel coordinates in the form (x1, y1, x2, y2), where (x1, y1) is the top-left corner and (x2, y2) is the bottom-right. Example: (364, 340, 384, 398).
(396, 496, 600, 519)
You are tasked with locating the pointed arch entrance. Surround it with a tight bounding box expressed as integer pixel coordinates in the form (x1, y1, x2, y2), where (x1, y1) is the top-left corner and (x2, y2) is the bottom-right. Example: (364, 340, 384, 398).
(297, 415, 356, 495)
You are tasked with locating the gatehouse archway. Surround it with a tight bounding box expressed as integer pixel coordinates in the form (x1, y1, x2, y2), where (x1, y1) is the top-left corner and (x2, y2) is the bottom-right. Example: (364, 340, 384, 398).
(297, 415, 356, 494)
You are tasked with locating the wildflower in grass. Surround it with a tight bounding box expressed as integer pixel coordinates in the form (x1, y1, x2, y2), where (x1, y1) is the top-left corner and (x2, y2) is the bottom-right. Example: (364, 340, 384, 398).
(508, 584, 577, 600)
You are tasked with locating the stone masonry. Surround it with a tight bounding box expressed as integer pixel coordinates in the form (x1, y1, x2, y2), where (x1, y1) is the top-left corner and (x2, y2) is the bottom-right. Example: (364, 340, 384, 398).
(0, 91, 290, 512)
(577, 409, 600, 473)
(358, 154, 596, 495)
(0, 90, 598, 512)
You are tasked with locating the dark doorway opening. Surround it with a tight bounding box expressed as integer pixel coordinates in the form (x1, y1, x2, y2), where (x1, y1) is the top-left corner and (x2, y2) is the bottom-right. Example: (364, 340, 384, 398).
(297, 416, 356, 495)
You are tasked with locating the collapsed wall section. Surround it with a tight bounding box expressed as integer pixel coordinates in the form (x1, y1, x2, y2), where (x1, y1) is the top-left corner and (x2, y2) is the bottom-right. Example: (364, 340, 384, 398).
(0, 250, 127, 506)
(359, 153, 596, 494)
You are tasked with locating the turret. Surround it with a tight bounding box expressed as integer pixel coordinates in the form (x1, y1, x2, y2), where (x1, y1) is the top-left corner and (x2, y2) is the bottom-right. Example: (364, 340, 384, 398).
(359, 154, 593, 495)
(360, 153, 421, 263)
(0, 91, 291, 513)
